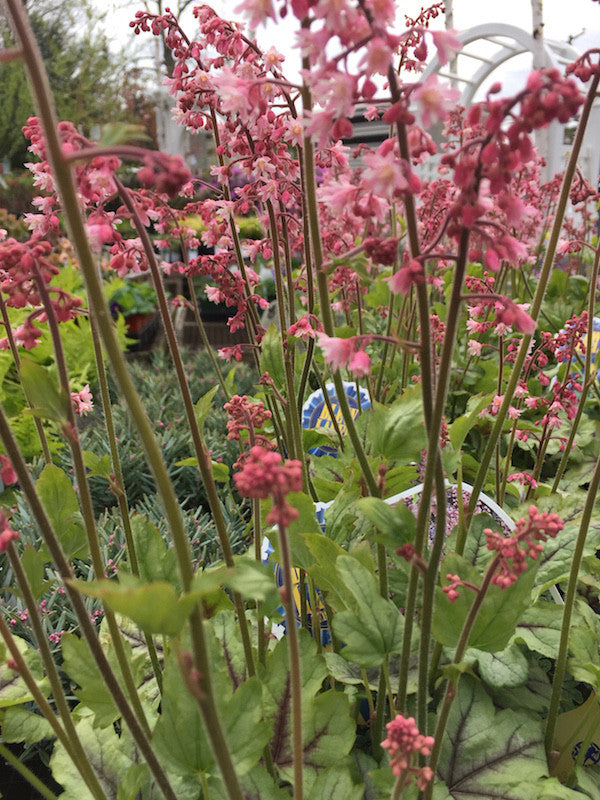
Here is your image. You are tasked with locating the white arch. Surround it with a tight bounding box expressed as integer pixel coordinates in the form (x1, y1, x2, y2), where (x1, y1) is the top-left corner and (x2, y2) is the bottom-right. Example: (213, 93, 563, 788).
(419, 24, 599, 184)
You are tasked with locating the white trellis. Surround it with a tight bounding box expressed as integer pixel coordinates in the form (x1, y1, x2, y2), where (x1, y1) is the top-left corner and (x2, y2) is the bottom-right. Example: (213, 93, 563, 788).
(419, 23, 600, 184)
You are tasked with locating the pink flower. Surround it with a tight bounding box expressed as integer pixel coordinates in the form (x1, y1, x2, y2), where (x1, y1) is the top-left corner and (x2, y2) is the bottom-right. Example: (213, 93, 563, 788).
(0, 512, 18, 553)
(71, 385, 94, 416)
(362, 147, 409, 200)
(496, 300, 537, 335)
(387, 260, 424, 295)
(234, 0, 276, 28)
(234, 446, 302, 527)
(0, 455, 17, 486)
(348, 349, 371, 377)
(430, 29, 462, 66)
(316, 333, 355, 370)
(14, 321, 43, 350)
(288, 316, 317, 342)
(413, 75, 460, 128)
(381, 715, 435, 788)
(468, 339, 483, 357)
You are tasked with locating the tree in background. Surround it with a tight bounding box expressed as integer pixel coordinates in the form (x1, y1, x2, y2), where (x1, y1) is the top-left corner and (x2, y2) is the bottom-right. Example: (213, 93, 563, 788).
(0, 0, 155, 170)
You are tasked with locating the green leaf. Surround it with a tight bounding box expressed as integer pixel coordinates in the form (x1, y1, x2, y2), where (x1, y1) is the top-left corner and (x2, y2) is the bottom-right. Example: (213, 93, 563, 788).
(49, 715, 136, 799)
(449, 393, 494, 451)
(567, 600, 600, 690)
(260, 324, 286, 392)
(432, 553, 538, 652)
(174, 456, 198, 467)
(60, 634, 118, 727)
(355, 496, 415, 546)
(527, 493, 600, 592)
(194, 384, 220, 434)
(302, 428, 337, 451)
(332, 555, 403, 667)
(438, 676, 548, 798)
(261, 630, 355, 785)
(116, 763, 150, 800)
(211, 460, 230, 482)
(19, 358, 70, 423)
(154, 633, 271, 781)
(223, 556, 281, 615)
(303, 534, 356, 611)
(20, 544, 51, 600)
(70, 577, 196, 637)
(130, 514, 179, 589)
(513, 601, 563, 659)
(491, 658, 553, 714)
(1, 706, 54, 744)
(471, 642, 529, 689)
(36, 464, 88, 560)
(82, 450, 112, 480)
(0, 636, 47, 709)
(367, 392, 426, 462)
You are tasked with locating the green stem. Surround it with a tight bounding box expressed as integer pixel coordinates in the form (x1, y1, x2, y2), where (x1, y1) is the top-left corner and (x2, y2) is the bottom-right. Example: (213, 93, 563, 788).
(89, 314, 163, 694)
(0, 742, 61, 800)
(424, 556, 502, 798)
(417, 466, 447, 736)
(544, 452, 600, 754)
(33, 264, 151, 737)
(0, 408, 177, 800)
(551, 244, 600, 493)
(0, 604, 109, 800)
(5, 6, 243, 796)
(186, 276, 230, 399)
(276, 520, 303, 800)
(115, 177, 256, 679)
(468, 70, 600, 519)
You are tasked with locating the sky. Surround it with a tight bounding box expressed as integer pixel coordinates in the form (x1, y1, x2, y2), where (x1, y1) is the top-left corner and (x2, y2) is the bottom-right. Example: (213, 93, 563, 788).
(93, 0, 599, 100)
(98, 0, 600, 54)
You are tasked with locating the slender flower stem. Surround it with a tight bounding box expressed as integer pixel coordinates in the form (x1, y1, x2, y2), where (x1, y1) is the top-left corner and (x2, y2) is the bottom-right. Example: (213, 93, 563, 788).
(276, 520, 304, 800)
(0, 578, 109, 800)
(115, 178, 256, 679)
(551, 244, 600, 493)
(186, 276, 230, 399)
(0, 742, 61, 800)
(468, 70, 600, 518)
(32, 264, 151, 737)
(89, 314, 163, 693)
(6, 5, 243, 797)
(0, 407, 178, 800)
(424, 555, 502, 799)
(544, 452, 600, 755)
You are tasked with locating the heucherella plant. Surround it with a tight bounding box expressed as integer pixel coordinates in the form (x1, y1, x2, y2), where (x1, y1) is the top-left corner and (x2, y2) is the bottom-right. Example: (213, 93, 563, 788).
(1, 0, 600, 798)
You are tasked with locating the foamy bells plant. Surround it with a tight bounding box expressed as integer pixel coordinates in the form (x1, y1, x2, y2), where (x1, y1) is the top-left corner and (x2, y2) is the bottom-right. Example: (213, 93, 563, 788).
(1, 1, 600, 798)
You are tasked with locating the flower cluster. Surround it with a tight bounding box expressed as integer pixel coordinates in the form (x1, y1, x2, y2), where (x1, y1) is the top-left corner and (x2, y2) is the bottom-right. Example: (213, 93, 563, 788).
(224, 394, 273, 451)
(70, 385, 94, 417)
(234, 445, 302, 526)
(444, 505, 563, 601)
(486, 505, 563, 589)
(381, 714, 435, 790)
